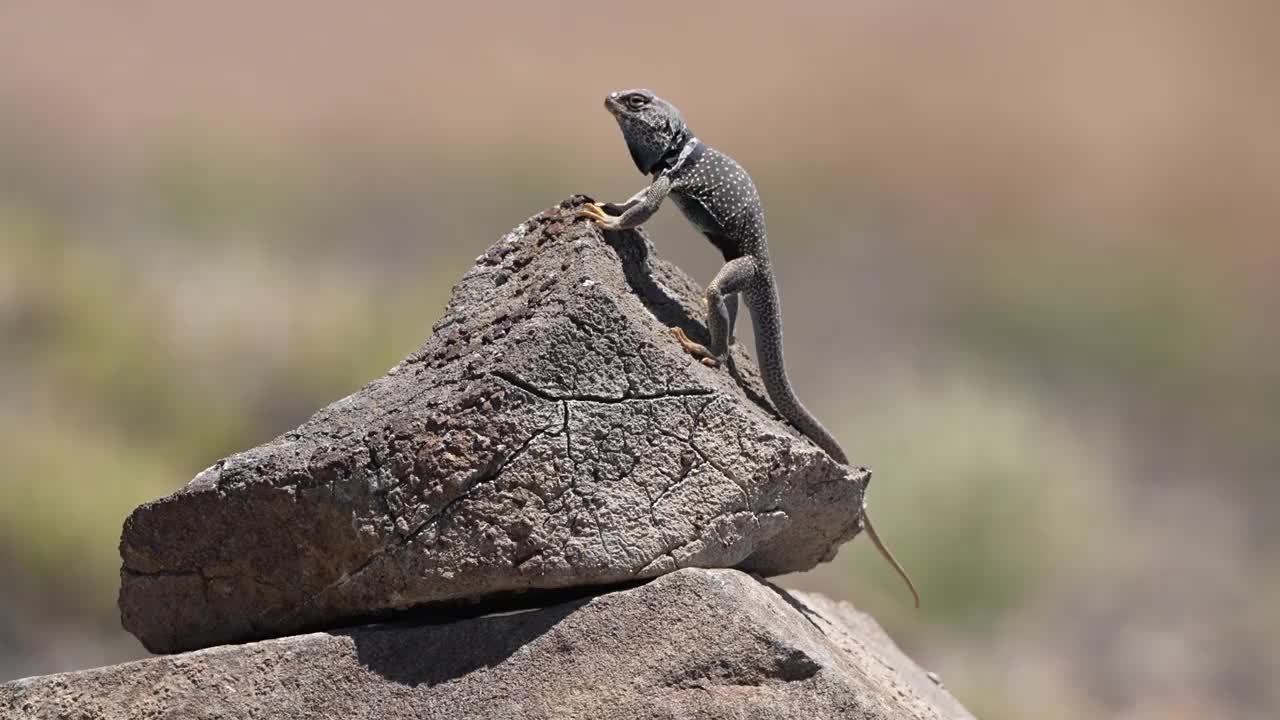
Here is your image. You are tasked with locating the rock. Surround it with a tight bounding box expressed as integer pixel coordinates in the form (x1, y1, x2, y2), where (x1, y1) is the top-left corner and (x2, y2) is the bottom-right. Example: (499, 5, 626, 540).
(8, 569, 971, 719)
(118, 197, 870, 654)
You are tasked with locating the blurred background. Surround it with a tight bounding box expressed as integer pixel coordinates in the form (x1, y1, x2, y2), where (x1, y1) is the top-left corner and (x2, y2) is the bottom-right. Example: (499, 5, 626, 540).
(1, 1, 1276, 717)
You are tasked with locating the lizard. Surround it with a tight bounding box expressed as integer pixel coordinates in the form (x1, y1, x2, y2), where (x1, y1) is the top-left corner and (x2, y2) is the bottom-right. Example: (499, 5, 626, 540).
(578, 89, 920, 607)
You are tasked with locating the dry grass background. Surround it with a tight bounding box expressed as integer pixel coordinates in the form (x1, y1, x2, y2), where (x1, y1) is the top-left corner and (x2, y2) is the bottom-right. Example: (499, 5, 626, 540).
(1, 2, 1277, 718)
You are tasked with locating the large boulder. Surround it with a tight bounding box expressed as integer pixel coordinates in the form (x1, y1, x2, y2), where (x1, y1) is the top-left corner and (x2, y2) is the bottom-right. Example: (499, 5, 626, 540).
(118, 197, 870, 654)
(8, 569, 970, 720)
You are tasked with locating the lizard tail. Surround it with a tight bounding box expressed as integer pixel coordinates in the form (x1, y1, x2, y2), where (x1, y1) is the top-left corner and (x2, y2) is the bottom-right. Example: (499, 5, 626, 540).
(745, 281, 851, 464)
(862, 507, 922, 608)
(747, 278, 920, 607)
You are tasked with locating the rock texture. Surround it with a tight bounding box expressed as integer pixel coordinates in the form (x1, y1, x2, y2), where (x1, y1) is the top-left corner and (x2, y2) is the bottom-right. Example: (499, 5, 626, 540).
(7, 569, 970, 720)
(119, 197, 871, 654)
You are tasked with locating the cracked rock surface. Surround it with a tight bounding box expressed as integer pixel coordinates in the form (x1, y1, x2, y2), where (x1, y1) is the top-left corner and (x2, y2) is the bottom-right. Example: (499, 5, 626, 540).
(118, 197, 870, 654)
(9, 569, 972, 720)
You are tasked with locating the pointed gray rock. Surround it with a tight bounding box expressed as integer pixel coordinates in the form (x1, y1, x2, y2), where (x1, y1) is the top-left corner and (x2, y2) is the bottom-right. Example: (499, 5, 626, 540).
(118, 197, 870, 653)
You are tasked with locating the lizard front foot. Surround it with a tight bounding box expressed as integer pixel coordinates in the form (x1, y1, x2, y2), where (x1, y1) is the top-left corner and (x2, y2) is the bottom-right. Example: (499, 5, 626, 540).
(576, 202, 624, 231)
(671, 327, 721, 367)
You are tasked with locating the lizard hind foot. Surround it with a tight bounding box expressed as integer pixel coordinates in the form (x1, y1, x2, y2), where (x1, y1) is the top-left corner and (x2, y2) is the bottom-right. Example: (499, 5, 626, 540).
(670, 327, 721, 368)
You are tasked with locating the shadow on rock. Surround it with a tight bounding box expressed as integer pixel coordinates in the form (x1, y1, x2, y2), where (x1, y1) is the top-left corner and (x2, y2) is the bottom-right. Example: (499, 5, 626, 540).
(597, 215, 777, 419)
(343, 599, 585, 687)
(757, 576, 831, 636)
(601, 227, 699, 334)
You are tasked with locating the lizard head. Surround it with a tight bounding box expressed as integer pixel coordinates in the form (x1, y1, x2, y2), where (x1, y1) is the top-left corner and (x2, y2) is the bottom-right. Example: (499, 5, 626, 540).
(604, 89, 691, 176)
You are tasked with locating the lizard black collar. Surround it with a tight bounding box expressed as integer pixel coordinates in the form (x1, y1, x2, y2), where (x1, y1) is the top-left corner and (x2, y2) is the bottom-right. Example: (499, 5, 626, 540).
(652, 134, 702, 178)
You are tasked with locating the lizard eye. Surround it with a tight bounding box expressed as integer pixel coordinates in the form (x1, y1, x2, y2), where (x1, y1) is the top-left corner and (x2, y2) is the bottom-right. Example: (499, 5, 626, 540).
(625, 94, 649, 110)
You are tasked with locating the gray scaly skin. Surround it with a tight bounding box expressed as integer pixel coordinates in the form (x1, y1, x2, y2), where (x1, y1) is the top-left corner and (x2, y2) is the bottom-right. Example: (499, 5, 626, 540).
(579, 89, 920, 607)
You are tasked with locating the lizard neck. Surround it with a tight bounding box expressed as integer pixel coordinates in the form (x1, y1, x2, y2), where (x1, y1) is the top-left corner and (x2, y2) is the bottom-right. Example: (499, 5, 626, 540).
(649, 129, 700, 177)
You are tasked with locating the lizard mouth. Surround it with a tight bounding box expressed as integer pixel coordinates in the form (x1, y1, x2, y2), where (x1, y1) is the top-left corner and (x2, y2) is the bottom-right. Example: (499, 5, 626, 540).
(604, 94, 623, 116)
